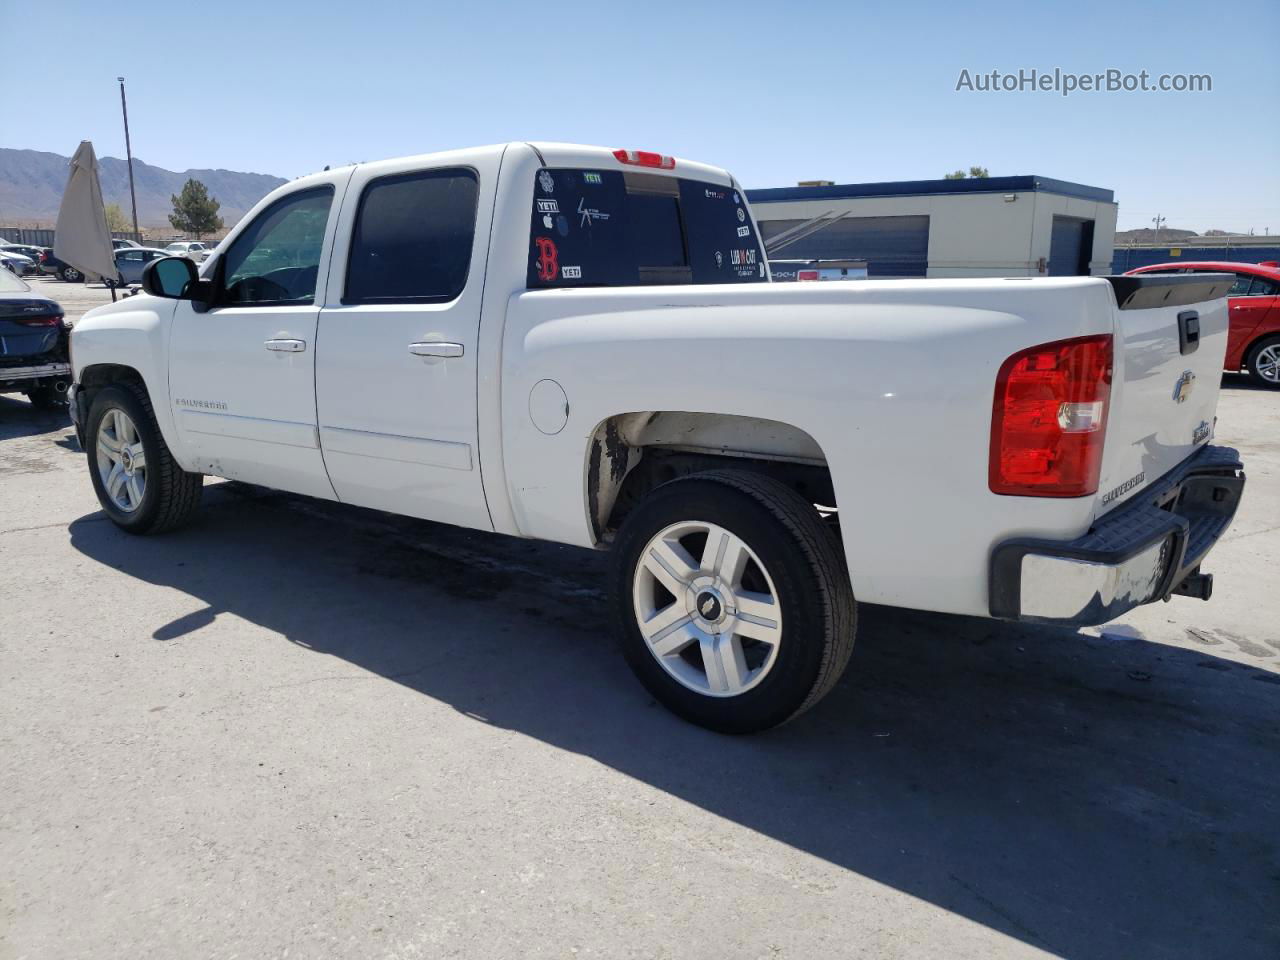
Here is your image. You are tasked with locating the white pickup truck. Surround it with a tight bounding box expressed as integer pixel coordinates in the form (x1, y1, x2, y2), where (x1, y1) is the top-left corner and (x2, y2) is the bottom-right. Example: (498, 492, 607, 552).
(67, 142, 1246, 732)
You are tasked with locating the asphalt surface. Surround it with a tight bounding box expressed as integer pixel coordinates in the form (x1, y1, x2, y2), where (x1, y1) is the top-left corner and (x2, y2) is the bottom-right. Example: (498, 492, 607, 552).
(2, 277, 1278, 959)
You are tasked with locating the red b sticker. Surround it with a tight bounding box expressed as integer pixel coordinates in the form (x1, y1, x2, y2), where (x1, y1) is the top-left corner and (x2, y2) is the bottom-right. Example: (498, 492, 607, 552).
(535, 236, 558, 282)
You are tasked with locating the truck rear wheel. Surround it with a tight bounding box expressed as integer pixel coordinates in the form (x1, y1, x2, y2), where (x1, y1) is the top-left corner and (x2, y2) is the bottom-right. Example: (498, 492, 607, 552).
(610, 470, 855, 733)
(86, 383, 203, 534)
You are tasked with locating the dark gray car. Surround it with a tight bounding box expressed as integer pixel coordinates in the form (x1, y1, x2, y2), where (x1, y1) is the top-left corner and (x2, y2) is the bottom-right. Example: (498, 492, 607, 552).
(0, 268, 69, 409)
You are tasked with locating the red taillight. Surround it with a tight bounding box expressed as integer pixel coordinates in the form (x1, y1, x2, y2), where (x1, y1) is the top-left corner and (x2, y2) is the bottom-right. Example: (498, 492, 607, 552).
(796, 270, 819, 281)
(38, 251, 48, 263)
(612, 149, 676, 170)
(12, 312, 63, 327)
(989, 334, 1113, 497)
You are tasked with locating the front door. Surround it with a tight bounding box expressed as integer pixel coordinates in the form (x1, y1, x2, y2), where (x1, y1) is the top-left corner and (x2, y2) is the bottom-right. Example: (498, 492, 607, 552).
(168, 176, 349, 499)
(315, 150, 500, 530)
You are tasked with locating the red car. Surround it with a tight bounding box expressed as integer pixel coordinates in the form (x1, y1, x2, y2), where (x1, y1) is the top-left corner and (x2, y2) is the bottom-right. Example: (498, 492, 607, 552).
(1126, 260, 1280, 386)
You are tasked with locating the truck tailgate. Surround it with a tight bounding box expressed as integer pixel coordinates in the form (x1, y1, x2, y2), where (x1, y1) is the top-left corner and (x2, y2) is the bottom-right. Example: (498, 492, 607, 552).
(1096, 274, 1234, 515)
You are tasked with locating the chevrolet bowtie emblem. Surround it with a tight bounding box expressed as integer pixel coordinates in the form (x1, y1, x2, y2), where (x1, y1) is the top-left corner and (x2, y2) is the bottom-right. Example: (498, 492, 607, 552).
(1173, 370, 1196, 404)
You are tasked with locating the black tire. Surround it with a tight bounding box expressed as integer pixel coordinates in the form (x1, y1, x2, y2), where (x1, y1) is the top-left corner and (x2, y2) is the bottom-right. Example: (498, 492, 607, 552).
(25, 385, 68, 410)
(86, 382, 203, 534)
(1244, 335, 1280, 388)
(610, 470, 856, 733)
(59, 266, 82, 283)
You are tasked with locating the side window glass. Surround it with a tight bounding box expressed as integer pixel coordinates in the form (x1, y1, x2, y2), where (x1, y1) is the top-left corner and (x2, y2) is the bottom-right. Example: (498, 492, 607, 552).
(220, 186, 334, 306)
(344, 168, 479, 304)
(1248, 277, 1278, 297)
(1228, 275, 1252, 296)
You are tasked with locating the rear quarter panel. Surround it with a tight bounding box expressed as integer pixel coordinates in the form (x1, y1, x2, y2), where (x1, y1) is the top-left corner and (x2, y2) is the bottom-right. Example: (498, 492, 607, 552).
(499, 277, 1120, 617)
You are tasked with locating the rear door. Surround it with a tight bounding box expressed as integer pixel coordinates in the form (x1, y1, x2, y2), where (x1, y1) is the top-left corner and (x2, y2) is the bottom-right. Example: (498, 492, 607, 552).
(314, 149, 501, 530)
(1096, 273, 1234, 514)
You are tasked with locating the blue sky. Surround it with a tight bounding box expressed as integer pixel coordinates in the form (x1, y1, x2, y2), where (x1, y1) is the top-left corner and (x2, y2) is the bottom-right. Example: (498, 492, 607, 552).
(7, 0, 1278, 232)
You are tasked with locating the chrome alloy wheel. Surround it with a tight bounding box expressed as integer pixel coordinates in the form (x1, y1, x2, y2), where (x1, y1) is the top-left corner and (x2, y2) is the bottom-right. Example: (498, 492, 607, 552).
(96, 408, 147, 512)
(1256, 344, 1280, 384)
(632, 520, 783, 697)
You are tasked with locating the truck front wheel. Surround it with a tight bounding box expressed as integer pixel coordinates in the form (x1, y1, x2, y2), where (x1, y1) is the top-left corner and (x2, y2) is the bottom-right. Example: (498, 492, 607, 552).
(86, 383, 203, 534)
(610, 470, 855, 733)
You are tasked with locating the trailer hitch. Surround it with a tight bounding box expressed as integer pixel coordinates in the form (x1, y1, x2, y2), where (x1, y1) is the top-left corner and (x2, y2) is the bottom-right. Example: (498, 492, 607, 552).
(1169, 568, 1214, 602)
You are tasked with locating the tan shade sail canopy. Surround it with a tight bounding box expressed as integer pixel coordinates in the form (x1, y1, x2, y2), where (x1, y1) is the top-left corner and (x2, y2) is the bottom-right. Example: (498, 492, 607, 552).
(53, 141, 118, 282)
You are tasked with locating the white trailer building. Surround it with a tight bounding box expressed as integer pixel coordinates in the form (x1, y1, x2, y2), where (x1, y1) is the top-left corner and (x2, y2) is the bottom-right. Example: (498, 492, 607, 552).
(747, 175, 1118, 280)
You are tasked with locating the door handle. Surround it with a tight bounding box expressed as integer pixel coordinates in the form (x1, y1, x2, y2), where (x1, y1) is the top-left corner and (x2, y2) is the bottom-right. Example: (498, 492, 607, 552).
(1177, 310, 1199, 356)
(265, 339, 306, 353)
(408, 342, 464, 358)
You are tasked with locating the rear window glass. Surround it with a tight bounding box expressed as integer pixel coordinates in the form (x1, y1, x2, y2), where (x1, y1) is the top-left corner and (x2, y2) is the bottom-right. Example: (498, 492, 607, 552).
(345, 168, 478, 304)
(527, 168, 765, 288)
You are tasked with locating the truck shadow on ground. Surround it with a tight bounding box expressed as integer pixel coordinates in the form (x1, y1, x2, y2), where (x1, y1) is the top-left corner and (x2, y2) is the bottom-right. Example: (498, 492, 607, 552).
(67, 483, 1279, 960)
(0, 395, 73, 443)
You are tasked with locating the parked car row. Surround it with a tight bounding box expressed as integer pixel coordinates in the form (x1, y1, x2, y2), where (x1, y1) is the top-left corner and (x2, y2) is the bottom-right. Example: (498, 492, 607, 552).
(1, 237, 211, 284)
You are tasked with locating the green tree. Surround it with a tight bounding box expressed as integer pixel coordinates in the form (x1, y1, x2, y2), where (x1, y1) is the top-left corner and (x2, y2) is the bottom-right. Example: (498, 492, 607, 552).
(168, 179, 224, 239)
(104, 202, 131, 234)
(944, 166, 991, 180)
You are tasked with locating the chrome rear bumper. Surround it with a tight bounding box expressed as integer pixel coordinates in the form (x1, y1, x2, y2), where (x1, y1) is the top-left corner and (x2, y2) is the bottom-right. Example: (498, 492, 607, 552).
(990, 445, 1245, 626)
(0, 362, 71, 384)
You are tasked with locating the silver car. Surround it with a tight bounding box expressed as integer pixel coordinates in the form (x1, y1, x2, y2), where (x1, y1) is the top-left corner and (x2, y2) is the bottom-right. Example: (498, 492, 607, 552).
(1, 250, 36, 276)
(109, 247, 171, 287)
(163, 241, 213, 262)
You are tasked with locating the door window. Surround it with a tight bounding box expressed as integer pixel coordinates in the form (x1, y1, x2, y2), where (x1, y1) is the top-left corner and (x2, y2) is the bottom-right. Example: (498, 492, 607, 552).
(220, 186, 334, 306)
(343, 168, 479, 304)
(1228, 274, 1254, 296)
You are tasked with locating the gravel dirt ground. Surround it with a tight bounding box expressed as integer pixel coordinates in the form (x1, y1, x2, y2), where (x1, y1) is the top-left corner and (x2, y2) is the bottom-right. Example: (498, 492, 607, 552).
(2, 277, 1278, 959)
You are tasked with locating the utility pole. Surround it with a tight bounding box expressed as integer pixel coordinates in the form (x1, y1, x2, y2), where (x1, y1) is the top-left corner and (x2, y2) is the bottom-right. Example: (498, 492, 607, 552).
(1151, 214, 1165, 246)
(117, 77, 140, 241)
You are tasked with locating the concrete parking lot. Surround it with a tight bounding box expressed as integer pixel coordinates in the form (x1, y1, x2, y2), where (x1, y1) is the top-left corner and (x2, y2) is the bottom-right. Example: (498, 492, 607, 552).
(2, 277, 1278, 959)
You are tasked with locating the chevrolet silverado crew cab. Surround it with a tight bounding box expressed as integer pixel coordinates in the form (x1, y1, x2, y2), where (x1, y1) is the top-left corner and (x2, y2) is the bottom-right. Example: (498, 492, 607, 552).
(67, 143, 1246, 733)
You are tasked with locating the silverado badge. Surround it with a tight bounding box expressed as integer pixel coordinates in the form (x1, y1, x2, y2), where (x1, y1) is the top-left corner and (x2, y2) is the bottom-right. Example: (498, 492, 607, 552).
(1172, 369, 1196, 404)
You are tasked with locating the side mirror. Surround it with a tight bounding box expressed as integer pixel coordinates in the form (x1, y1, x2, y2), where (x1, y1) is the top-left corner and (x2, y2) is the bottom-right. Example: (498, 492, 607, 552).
(141, 256, 199, 299)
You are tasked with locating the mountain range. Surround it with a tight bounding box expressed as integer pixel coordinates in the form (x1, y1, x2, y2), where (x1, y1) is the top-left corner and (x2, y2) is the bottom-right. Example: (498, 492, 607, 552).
(0, 147, 287, 228)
